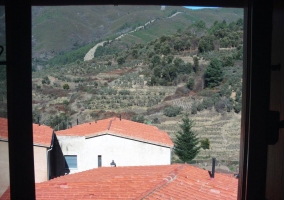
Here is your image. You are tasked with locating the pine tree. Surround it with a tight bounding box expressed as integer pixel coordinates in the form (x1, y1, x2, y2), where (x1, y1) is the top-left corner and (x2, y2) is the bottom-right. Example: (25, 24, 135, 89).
(174, 114, 200, 162)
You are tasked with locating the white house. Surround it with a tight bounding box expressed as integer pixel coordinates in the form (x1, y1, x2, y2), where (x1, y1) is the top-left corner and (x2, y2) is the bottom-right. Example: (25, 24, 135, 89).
(56, 117, 174, 173)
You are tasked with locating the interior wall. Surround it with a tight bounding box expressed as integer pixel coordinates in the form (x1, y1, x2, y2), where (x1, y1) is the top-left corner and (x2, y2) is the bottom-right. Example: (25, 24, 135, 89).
(266, 0, 284, 199)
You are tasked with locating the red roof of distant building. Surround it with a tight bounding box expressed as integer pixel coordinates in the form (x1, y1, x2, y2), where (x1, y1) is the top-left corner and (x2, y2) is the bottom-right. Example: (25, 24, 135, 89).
(0, 164, 238, 200)
(56, 117, 174, 147)
(0, 117, 53, 147)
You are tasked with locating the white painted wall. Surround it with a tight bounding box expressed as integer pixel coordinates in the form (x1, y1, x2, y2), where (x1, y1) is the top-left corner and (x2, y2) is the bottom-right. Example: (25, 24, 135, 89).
(57, 134, 171, 173)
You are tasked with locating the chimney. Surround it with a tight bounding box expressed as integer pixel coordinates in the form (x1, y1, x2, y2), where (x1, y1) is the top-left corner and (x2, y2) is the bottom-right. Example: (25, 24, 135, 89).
(208, 157, 216, 179)
(120, 115, 122, 121)
(38, 115, 40, 126)
(77, 119, 79, 125)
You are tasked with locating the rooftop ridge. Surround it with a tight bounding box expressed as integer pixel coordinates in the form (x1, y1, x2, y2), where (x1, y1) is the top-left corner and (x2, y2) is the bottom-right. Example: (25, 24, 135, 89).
(56, 117, 174, 147)
(134, 164, 187, 199)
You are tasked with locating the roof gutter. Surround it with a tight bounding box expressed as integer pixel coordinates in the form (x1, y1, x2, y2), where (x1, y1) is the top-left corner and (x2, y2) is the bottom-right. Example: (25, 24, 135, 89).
(46, 132, 55, 180)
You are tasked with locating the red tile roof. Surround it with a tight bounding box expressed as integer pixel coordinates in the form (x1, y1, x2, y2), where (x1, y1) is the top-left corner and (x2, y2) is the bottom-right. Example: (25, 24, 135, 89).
(0, 117, 53, 147)
(0, 164, 238, 200)
(56, 117, 174, 147)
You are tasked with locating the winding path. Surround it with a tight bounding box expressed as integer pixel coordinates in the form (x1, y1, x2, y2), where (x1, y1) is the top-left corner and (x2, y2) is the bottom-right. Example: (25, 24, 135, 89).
(84, 12, 182, 61)
(84, 41, 106, 61)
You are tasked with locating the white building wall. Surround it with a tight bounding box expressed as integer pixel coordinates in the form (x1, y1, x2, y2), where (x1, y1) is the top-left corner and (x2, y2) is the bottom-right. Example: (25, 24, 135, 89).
(57, 134, 171, 173)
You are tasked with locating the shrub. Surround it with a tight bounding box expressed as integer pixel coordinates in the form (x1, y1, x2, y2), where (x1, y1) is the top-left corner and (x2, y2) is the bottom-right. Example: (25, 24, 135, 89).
(163, 106, 182, 117)
(63, 84, 70, 90)
(222, 56, 234, 67)
(131, 115, 145, 123)
(203, 98, 214, 109)
(152, 118, 161, 124)
(42, 76, 50, 85)
(234, 103, 242, 113)
(151, 55, 161, 66)
(117, 57, 125, 65)
(187, 78, 195, 90)
(175, 86, 190, 95)
(191, 102, 197, 114)
(119, 89, 130, 95)
(197, 102, 204, 112)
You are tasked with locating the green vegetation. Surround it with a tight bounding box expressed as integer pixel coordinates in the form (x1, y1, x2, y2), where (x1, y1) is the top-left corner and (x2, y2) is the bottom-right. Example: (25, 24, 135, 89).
(204, 58, 224, 88)
(63, 83, 70, 90)
(200, 138, 210, 150)
(174, 114, 200, 162)
(163, 106, 182, 117)
(131, 115, 145, 123)
(42, 76, 50, 85)
(31, 8, 243, 163)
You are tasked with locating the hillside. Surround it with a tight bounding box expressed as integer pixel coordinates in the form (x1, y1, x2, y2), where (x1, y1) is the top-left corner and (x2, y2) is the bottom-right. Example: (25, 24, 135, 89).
(32, 6, 243, 67)
(31, 6, 243, 173)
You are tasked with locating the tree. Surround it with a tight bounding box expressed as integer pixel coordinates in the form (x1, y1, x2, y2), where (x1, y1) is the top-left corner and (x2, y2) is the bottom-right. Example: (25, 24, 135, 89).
(63, 84, 70, 90)
(187, 78, 195, 90)
(193, 57, 199, 73)
(204, 58, 224, 88)
(151, 55, 161, 66)
(117, 56, 125, 65)
(174, 114, 200, 162)
(198, 35, 214, 53)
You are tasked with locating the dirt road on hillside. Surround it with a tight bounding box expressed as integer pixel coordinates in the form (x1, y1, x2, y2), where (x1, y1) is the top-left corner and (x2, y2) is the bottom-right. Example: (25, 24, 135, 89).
(84, 11, 184, 61)
(84, 41, 106, 61)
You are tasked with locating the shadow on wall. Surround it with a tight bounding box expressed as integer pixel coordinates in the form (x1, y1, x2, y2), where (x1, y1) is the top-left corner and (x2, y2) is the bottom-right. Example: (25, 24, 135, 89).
(49, 135, 70, 179)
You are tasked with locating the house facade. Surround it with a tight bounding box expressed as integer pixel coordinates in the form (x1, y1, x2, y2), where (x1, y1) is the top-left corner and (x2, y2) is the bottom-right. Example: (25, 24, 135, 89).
(56, 117, 174, 173)
(0, 118, 65, 196)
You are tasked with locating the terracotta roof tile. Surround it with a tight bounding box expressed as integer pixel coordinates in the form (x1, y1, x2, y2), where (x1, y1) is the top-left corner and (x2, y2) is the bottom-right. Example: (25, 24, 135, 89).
(0, 117, 53, 147)
(0, 164, 238, 200)
(56, 117, 173, 147)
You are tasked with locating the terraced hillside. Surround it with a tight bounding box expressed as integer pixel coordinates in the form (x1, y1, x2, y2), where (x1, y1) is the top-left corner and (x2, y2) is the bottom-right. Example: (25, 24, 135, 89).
(31, 7, 244, 171)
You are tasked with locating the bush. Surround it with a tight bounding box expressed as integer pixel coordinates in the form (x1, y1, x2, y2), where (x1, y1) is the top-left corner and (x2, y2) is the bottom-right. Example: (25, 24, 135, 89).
(119, 89, 130, 95)
(187, 78, 195, 90)
(197, 102, 204, 112)
(151, 55, 161, 66)
(131, 115, 145, 123)
(191, 102, 197, 114)
(234, 103, 242, 113)
(117, 56, 125, 65)
(163, 106, 182, 117)
(203, 98, 214, 109)
(152, 118, 161, 124)
(42, 76, 50, 85)
(222, 56, 234, 67)
(63, 84, 70, 90)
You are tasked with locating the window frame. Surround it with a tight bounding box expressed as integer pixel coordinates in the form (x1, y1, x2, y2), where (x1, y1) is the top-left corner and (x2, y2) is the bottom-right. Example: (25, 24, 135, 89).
(2, 0, 273, 199)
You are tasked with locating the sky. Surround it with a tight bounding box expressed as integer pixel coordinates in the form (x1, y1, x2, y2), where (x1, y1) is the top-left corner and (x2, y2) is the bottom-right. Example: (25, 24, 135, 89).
(184, 6, 219, 10)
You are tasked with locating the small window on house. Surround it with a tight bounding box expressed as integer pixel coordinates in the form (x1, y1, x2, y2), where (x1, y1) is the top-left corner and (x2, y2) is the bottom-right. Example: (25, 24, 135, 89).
(65, 155, 77, 169)
(98, 155, 102, 167)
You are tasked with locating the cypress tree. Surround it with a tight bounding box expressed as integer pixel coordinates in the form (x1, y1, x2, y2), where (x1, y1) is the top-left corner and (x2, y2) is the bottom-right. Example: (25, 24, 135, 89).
(174, 114, 200, 162)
